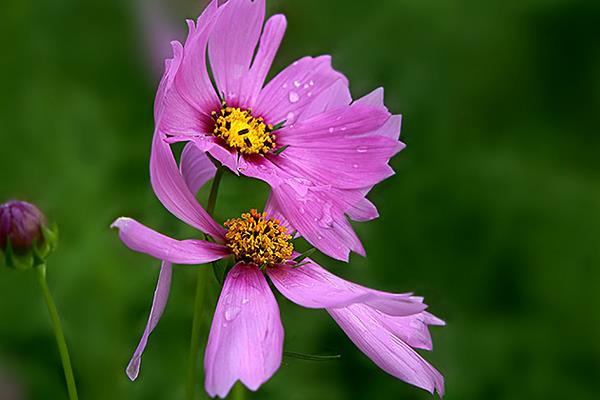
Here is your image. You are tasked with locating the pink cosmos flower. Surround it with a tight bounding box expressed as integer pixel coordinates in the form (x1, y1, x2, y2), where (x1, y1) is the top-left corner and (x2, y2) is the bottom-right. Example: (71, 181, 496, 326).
(111, 139, 444, 397)
(154, 0, 405, 261)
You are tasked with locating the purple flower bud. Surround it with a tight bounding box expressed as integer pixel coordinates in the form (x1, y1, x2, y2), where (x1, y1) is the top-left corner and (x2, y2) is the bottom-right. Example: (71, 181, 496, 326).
(0, 200, 48, 255)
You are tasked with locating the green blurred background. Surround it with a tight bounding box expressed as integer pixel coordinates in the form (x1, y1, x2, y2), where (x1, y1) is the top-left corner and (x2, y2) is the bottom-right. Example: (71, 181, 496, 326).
(1, 0, 599, 398)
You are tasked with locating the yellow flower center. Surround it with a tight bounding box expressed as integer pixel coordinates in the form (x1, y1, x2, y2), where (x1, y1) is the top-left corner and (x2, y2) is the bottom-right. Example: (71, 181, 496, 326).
(224, 209, 293, 267)
(211, 103, 276, 155)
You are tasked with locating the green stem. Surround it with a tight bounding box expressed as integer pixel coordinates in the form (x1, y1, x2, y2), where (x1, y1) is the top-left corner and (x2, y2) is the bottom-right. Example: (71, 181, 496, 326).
(231, 382, 245, 400)
(185, 168, 224, 400)
(36, 265, 78, 400)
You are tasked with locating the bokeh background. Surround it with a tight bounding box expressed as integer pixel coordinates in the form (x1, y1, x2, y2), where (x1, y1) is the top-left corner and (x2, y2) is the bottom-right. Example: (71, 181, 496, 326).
(1, 0, 599, 399)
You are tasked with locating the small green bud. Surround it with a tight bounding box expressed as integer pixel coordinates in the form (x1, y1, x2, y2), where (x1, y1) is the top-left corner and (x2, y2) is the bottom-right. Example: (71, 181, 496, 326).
(0, 200, 58, 270)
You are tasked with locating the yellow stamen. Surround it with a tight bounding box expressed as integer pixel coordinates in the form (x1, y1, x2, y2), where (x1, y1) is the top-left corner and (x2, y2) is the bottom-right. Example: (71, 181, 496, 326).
(211, 103, 275, 155)
(224, 209, 293, 267)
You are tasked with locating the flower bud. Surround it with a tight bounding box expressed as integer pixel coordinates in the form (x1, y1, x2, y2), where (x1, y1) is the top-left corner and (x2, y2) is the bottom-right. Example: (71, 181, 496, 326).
(0, 200, 57, 270)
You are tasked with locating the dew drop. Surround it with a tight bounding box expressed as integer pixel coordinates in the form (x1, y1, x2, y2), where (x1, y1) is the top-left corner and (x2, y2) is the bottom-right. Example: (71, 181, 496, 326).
(293, 80, 301, 88)
(341, 127, 347, 131)
(309, 80, 315, 86)
(299, 207, 306, 214)
(224, 306, 241, 321)
(241, 298, 250, 305)
(328, 127, 335, 133)
(356, 146, 368, 153)
(282, 83, 288, 89)
(286, 112, 295, 122)
(307, 92, 312, 97)
(303, 84, 309, 89)
(353, 163, 359, 169)
(318, 202, 334, 228)
(289, 91, 300, 103)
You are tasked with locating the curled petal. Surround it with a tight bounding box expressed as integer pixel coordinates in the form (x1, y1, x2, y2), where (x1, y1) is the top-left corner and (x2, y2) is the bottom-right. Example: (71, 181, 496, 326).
(205, 263, 284, 398)
(126, 261, 172, 380)
(175, 5, 221, 116)
(268, 260, 426, 316)
(329, 304, 444, 397)
(150, 132, 226, 240)
(111, 217, 229, 264)
(180, 142, 217, 195)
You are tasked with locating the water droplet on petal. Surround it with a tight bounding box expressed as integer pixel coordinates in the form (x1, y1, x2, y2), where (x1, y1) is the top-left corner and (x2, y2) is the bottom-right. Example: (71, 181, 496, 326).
(286, 112, 295, 122)
(341, 127, 347, 131)
(299, 207, 306, 215)
(303, 84, 309, 89)
(241, 298, 250, 305)
(307, 92, 312, 97)
(356, 146, 368, 153)
(289, 91, 300, 103)
(309, 80, 315, 86)
(294, 80, 301, 88)
(328, 127, 334, 133)
(224, 306, 241, 321)
(283, 83, 288, 89)
(318, 202, 334, 228)
(353, 163, 359, 169)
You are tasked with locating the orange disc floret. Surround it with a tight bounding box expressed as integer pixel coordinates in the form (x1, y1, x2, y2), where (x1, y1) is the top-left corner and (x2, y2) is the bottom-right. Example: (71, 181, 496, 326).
(224, 209, 293, 267)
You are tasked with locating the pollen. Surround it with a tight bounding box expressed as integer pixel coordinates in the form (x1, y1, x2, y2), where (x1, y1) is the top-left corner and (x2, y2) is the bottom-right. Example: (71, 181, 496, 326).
(211, 103, 276, 155)
(224, 209, 293, 267)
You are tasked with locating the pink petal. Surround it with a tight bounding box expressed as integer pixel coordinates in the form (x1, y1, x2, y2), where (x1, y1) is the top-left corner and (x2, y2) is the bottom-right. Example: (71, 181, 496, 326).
(150, 131, 226, 240)
(111, 217, 229, 264)
(381, 311, 446, 351)
(126, 261, 172, 381)
(242, 14, 287, 108)
(254, 55, 348, 125)
(271, 182, 365, 261)
(155, 41, 207, 135)
(355, 88, 403, 140)
(174, 10, 221, 118)
(264, 192, 294, 233)
(180, 142, 217, 195)
(297, 79, 352, 120)
(329, 303, 445, 397)
(204, 263, 284, 398)
(271, 104, 400, 190)
(345, 191, 379, 222)
(208, 0, 266, 106)
(240, 157, 381, 259)
(267, 260, 426, 316)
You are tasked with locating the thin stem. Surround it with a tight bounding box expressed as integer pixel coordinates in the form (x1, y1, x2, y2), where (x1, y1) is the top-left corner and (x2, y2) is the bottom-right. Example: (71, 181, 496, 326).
(231, 382, 245, 400)
(206, 168, 223, 216)
(36, 265, 79, 400)
(185, 167, 224, 400)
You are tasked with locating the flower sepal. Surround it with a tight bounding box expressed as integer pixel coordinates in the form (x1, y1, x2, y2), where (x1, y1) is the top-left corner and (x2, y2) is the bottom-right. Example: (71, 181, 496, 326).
(2, 223, 58, 271)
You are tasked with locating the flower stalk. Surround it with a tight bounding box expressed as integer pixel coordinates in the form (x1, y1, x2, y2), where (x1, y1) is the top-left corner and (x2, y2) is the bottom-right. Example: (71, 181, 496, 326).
(36, 264, 78, 400)
(186, 167, 224, 400)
